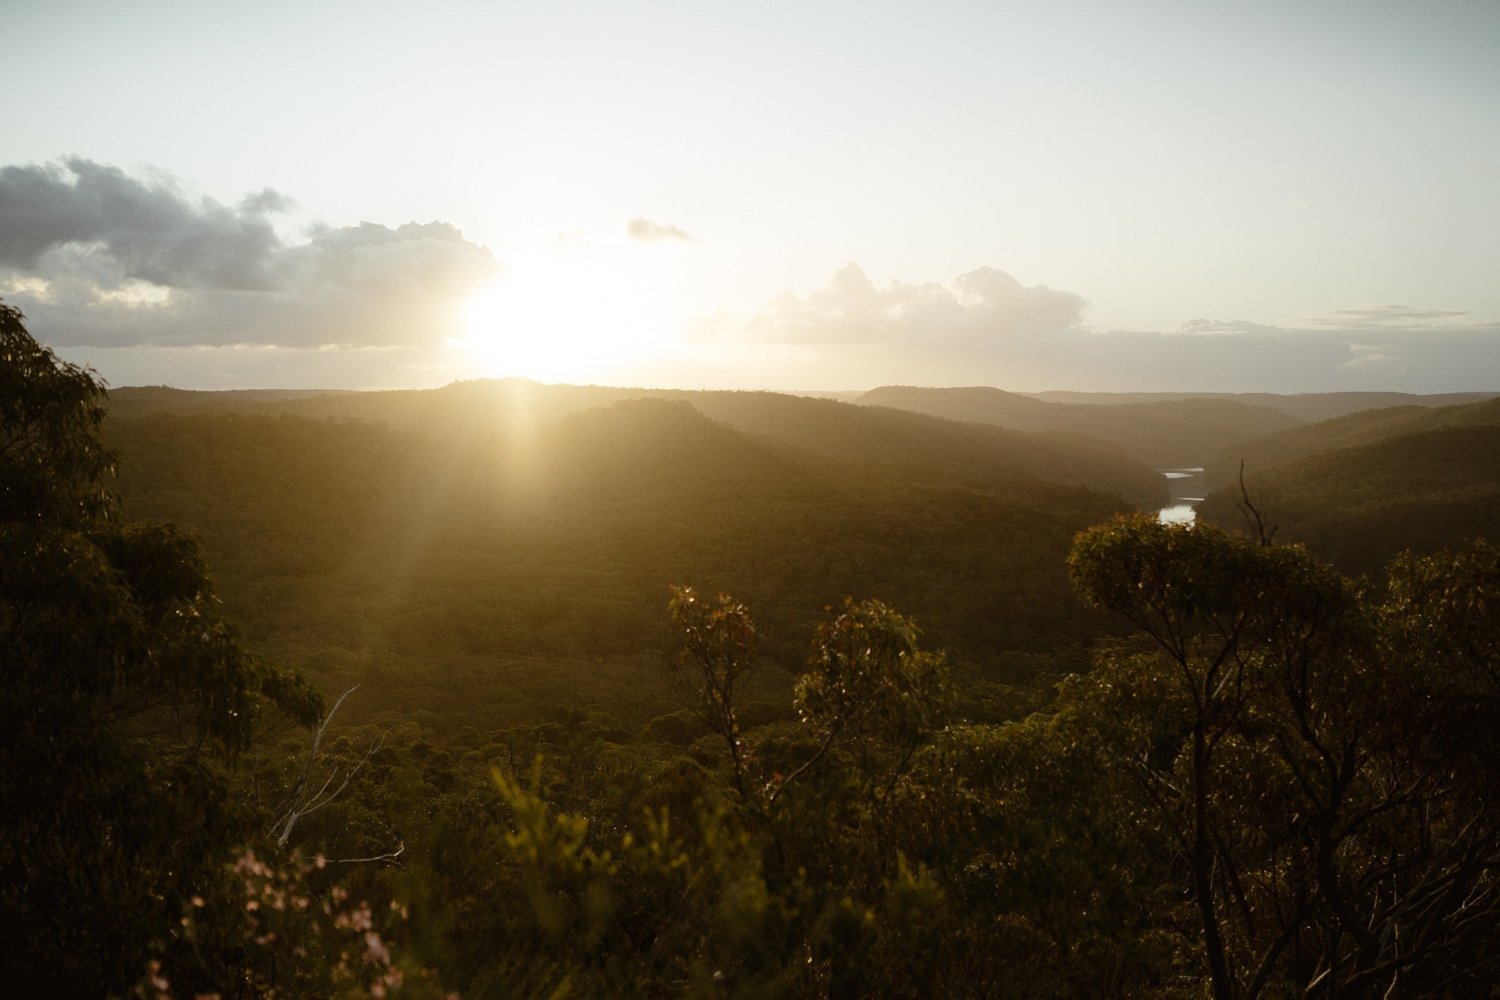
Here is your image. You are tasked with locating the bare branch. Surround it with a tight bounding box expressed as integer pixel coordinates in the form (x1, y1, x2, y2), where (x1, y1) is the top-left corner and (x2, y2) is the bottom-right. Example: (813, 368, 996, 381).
(1234, 459, 1277, 546)
(323, 841, 406, 866)
(273, 685, 384, 849)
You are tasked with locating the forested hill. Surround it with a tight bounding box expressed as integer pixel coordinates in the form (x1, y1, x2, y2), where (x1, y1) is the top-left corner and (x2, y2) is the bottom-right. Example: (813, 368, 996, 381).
(1197, 398, 1500, 576)
(1205, 395, 1500, 490)
(654, 390, 1163, 504)
(106, 393, 1139, 731)
(856, 384, 1304, 467)
(1027, 389, 1497, 423)
(106, 380, 1166, 505)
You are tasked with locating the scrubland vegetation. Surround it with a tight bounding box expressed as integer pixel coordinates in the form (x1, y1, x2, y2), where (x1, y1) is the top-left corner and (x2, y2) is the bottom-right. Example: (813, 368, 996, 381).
(6, 299, 1500, 998)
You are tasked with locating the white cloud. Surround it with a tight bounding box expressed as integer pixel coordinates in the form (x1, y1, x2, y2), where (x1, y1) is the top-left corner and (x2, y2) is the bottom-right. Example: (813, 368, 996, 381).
(703, 265, 1500, 393)
(625, 217, 698, 243)
(1173, 318, 1285, 337)
(1302, 305, 1482, 330)
(742, 263, 1087, 346)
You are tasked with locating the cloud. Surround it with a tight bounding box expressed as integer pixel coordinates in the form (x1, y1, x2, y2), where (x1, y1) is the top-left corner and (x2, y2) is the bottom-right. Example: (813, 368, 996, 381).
(625, 217, 697, 243)
(698, 266, 1499, 393)
(742, 263, 1086, 346)
(1173, 318, 1285, 336)
(0, 159, 501, 349)
(1303, 304, 1479, 329)
(238, 187, 297, 215)
(0, 158, 284, 290)
(1026, 320, 1500, 393)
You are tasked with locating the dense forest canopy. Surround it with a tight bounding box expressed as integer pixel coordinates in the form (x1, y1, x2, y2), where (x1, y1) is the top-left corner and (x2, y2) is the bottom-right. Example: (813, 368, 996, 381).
(6, 301, 1500, 998)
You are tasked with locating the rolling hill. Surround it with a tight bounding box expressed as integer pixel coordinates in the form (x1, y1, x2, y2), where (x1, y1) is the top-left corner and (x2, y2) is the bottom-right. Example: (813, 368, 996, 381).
(1197, 399, 1500, 575)
(856, 384, 1304, 468)
(104, 388, 1148, 730)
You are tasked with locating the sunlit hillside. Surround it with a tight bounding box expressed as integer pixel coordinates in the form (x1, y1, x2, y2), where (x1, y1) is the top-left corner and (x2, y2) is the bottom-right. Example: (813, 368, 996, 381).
(105, 385, 1147, 730)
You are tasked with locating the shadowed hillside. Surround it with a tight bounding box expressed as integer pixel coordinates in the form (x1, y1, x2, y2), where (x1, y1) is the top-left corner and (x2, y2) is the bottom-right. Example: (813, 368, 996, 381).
(1198, 412, 1500, 575)
(1028, 389, 1496, 423)
(1204, 396, 1500, 492)
(857, 384, 1302, 467)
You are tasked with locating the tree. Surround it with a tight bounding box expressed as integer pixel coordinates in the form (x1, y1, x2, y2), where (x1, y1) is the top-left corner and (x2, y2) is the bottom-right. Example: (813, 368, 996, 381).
(0, 300, 114, 527)
(0, 300, 322, 996)
(1068, 515, 1500, 998)
(668, 587, 949, 822)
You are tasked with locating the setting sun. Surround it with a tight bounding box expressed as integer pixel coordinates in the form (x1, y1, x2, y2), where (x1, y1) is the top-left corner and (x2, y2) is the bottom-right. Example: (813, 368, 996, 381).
(455, 236, 680, 384)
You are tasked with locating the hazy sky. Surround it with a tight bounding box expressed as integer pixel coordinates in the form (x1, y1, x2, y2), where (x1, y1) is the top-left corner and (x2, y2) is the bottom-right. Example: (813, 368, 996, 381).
(3, 0, 1497, 393)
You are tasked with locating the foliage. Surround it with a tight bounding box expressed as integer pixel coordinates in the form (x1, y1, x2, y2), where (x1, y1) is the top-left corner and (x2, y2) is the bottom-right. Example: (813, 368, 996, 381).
(0, 301, 323, 995)
(1067, 515, 1500, 998)
(139, 849, 419, 1000)
(1198, 402, 1500, 575)
(0, 299, 115, 526)
(106, 395, 1122, 732)
(11, 303, 1499, 995)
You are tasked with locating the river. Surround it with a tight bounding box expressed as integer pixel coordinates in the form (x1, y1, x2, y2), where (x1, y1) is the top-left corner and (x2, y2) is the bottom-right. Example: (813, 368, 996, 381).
(1157, 467, 1205, 525)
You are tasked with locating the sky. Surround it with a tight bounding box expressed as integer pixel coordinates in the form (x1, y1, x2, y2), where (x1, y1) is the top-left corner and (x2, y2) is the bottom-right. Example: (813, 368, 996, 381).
(2, 0, 1497, 394)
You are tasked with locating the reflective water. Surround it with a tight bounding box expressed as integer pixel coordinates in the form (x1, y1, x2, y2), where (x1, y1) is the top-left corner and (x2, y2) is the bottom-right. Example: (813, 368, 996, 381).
(1156, 467, 1206, 525)
(1159, 501, 1201, 525)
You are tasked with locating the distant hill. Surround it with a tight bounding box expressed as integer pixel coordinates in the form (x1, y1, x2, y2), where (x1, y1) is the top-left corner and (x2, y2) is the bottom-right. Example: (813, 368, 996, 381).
(856, 384, 1301, 468)
(1027, 390, 1496, 424)
(105, 379, 627, 428)
(653, 390, 1163, 505)
(1205, 396, 1500, 491)
(107, 380, 1167, 507)
(1197, 400, 1500, 575)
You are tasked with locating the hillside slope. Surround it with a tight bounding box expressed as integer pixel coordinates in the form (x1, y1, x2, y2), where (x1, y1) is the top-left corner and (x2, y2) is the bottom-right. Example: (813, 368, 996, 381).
(1205, 396, 1500, 491)
(108, 380, 1167, 506)
(106, 397, 1134, 729)
(1198, 420, 1500, 575)
(858, 384, 1302, 468)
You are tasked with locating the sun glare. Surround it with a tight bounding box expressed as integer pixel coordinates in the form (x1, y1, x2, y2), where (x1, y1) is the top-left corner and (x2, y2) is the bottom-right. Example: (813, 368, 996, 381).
(455, 237, 680, 384)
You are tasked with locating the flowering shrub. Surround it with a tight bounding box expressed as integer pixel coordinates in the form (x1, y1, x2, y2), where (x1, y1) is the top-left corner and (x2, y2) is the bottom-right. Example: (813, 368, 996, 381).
(136, 848, 446, 1000)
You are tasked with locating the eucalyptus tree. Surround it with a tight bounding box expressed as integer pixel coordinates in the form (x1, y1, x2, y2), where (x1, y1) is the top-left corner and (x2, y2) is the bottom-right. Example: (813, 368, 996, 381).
(0, 300, 322, 995)
(1068, 515, 1500, 998)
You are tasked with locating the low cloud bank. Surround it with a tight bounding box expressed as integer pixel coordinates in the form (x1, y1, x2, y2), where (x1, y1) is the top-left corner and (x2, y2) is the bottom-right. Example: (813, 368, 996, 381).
(714, 266, 1498, 393)
(743, 263, 1086, 346)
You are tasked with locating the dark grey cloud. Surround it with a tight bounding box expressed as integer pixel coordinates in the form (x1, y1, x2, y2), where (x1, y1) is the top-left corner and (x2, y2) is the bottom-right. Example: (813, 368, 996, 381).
(0, 159, 502, 349)
(744, 263, 1086, 345)
(625, 217, 697, 243)
(0, 158, 283, 289)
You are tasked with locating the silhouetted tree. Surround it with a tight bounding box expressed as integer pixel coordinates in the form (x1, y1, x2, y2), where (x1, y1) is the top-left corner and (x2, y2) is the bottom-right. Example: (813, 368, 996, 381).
(1069, 516, 1500, 998)
(0, 300, 322, 996)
